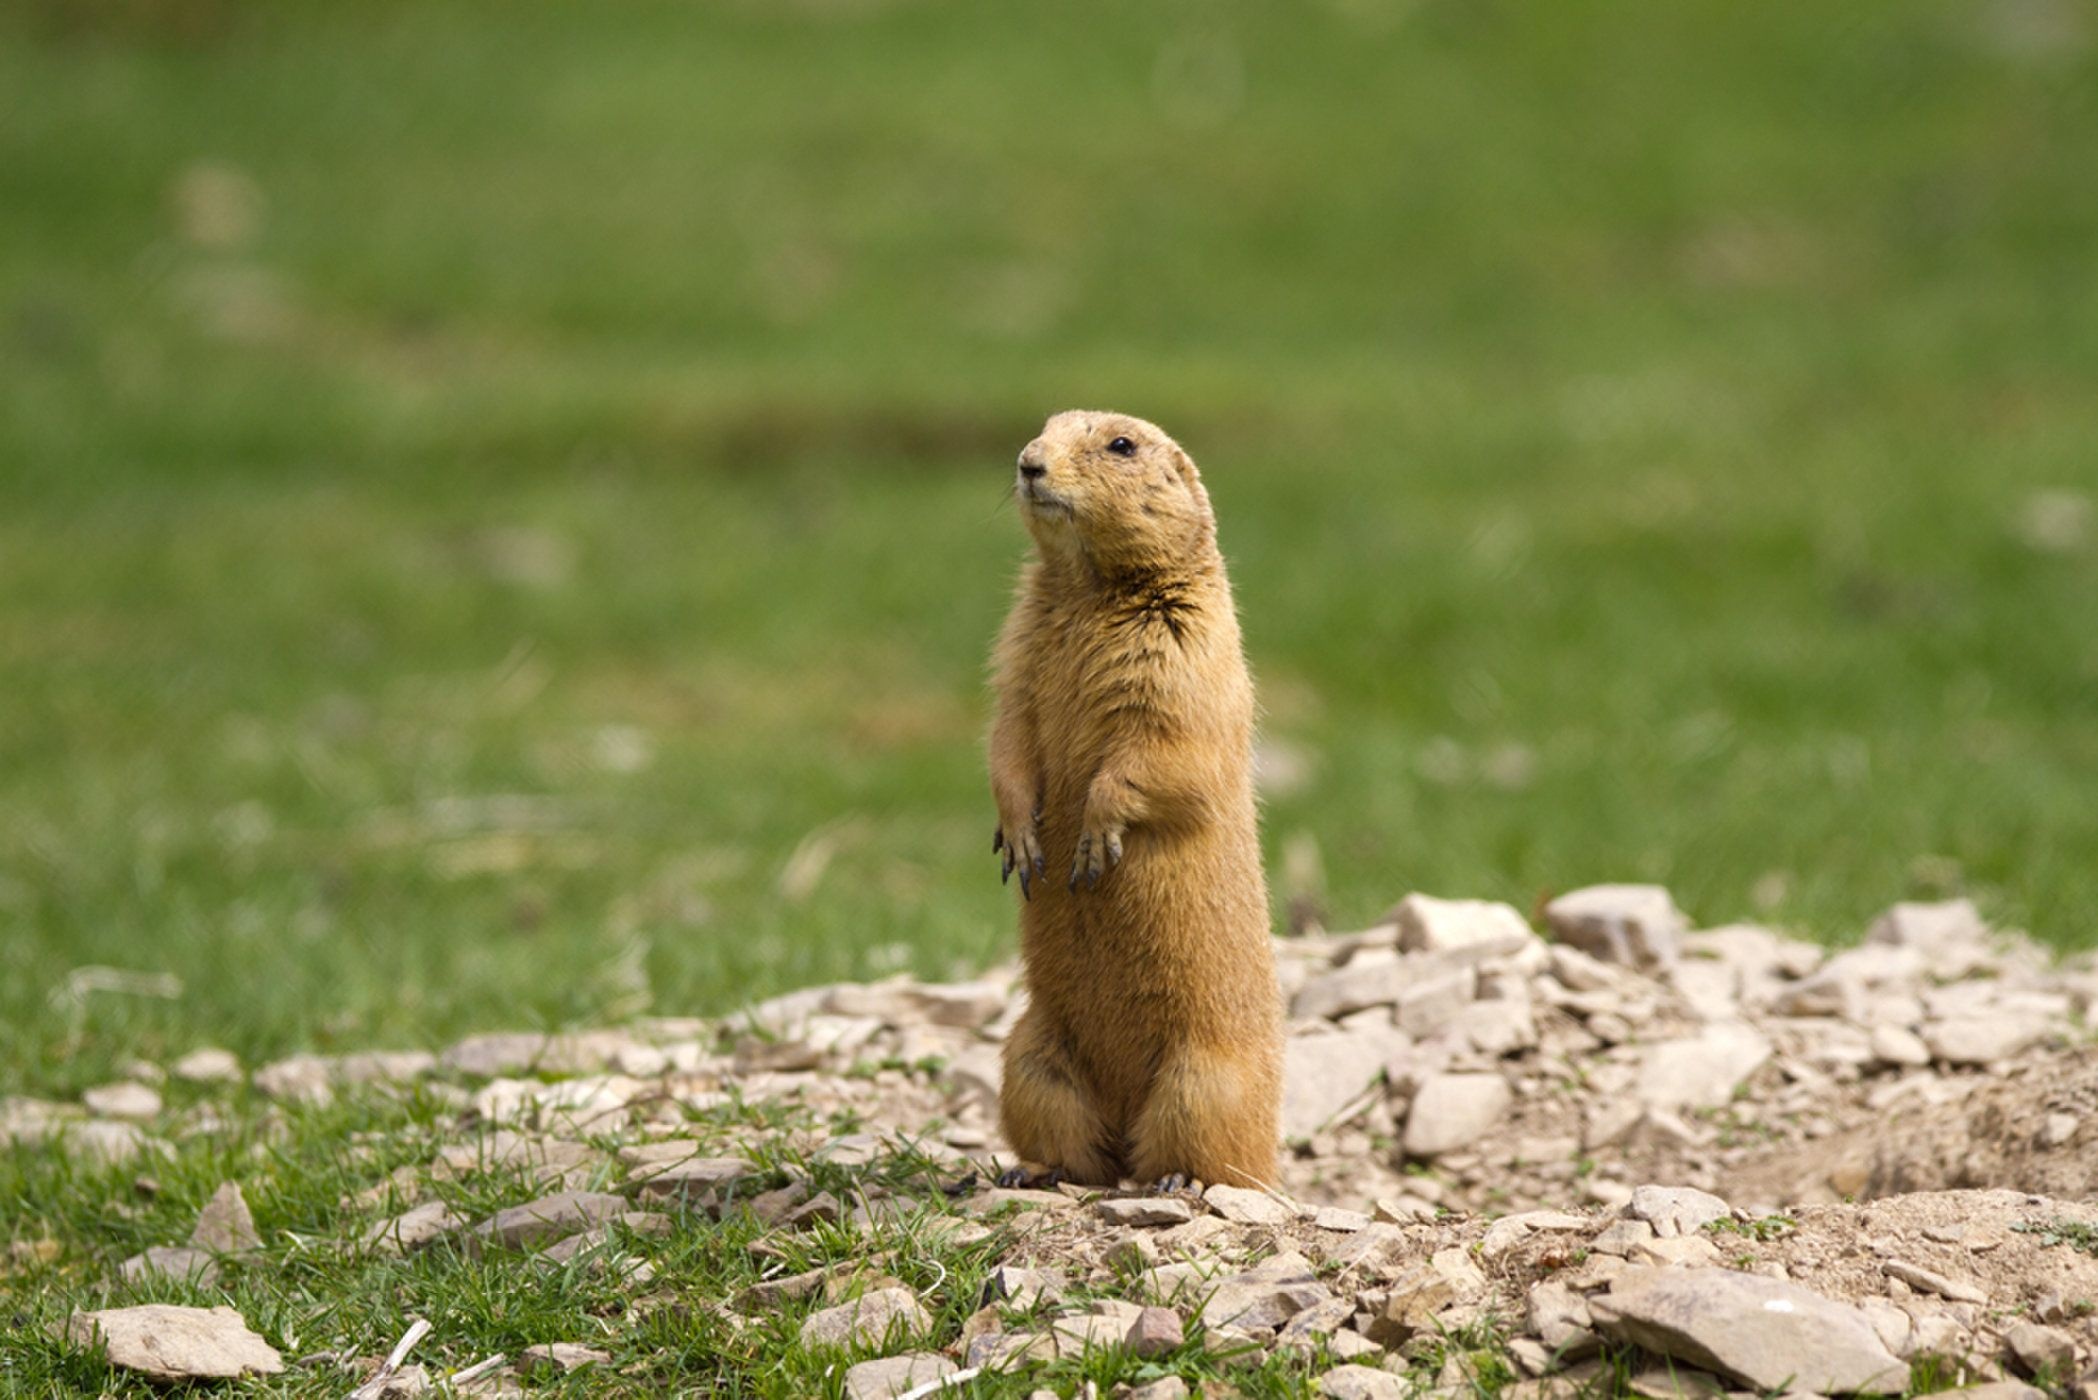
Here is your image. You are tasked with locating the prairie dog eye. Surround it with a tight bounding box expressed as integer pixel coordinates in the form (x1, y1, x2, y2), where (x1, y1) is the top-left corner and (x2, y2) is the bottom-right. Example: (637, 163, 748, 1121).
(1107, 436, 1137, 457)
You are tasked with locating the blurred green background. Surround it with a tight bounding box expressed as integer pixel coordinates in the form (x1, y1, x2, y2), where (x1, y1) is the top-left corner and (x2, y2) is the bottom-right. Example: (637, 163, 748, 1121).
(4, 0, 2095, 1092)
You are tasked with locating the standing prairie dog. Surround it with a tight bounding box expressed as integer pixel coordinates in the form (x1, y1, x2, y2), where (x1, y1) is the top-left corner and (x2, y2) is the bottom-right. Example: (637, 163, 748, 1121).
(988, 409, 1283, 1191)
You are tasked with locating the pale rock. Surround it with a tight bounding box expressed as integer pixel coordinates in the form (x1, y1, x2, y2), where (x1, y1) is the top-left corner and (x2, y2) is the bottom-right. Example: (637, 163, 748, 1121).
(1283, 1023, 1409, 1138)
(1952, 1386, 2046, 1400)
(1624, 1366, 1728, 1399)
(517, 1343, 610, 1375)
(2005, 1321, 2077, 1374)
(364, 1201, 464, 1255)
(66, 1119, 157, 1166)
(1439, 996, 1539, 1056)
(472, 1191, 628, 1251)
(1668, 958, 1743, 1022)
(83, 1081, 162, 1120)
(630, 1155, 761, 1204)
(1868, 1024, 1931, 1068)
(1204, 1183, 1295, 1225)
(1588, 1266, 1905, 1394)
(120, 1246, 219, 1286)
(1365, 1266, 1459, 1345)
(1096, 1196, 1195, 1228)
(67, 1304, 284, 1381)
(1393, 962, 1481, 1037)
(1527, 1280, 1594, 1350)
(1392, 893, 1534, 955)
(1923, 1016, 2045, 1066)
(1480, 1210, 1589, 1258)
(252, 1055, 336, 1106)
(1317, 1364, 1409, 1399)
(1545, 885, 1686, 970)
(1198, 1252, 1331, 1332)
(1403, 1072, 1511, 1157)
(190, 1181, 260, 1254)
(1635, 1022, 1771, 1110)
(842, 1353, 956, 1399)
(1883, 1260, 1988, 1304)
(1324, 1222, 1413, 1274)
(1371, 1196, 1438, 1225)
(2040, 1112, 2081, 1147)
(1627, 1236, 1722, 1268)
(333, 1049, 437, 1085)
(1589, 1219, 1656, 1256)
(1124, 1379, 1191, 1400)
(1867, 899, 1990, 976)
(1126, 1305, 1184, 1357)
(984, 1265, 1065, 1310)
(1276, 1296, 1354, 1346)
(1314, 1206, 1373, 1232)
(1106, 1230, 1161, 1272)
(1626, 1185, 1731, 1238)
(798, 1287, 932, 1351)
(171, 1048, 243, 1084)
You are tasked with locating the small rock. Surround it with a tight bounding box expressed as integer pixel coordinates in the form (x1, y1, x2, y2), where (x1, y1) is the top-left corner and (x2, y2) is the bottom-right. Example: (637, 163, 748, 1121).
(1204, 1183, 1294, 1225)
(517, 1343, 610, 1375)
(1314, 1206, 1373, 1233)
(1317, 1363, 1410, 1399)
(252, 1054, 335, 1106)
(67, 1304, 284, 1381)
(798, 1287, 932, 1351)
(1545, 884, 1686, 969)
(472, 1192, 629, 1251)
(83, 1082, 162, 1120)
(119, 1247, 219, 1286)
(171, 1048, 242, 1084)
(1589, 1266, 1905, 1394)
(1095, 1196, 1195, 1228)
(1392, 893, 1535, 954)
(2040, 1113, 2080, 1147)
(843, 1353, 956, 1399)
(1283, 1024, 1410, 1139)
(363, 1202, 465, 1256)
(1125, 1379, 1191, 1400)
(1625, 1185, 1730, 1239)
(190, 1181, 261, 1254)
(1199, 1252, 1332, 1332)
(629, 1155, 761, 1203)
(1868, 1024, 1931, 1068)
(1527, 1280, 1595, 1351)
(1372, 1196, 1438, 1224)
(1882, 1260, 1988, 1305)
(984, 1264, 1064, 1310)
(1126, 1306, 1184, 1357)
(2005, 1320, 2077, 1374)
(1924, 1016, 2045, 1066)
(1402, 1072, 1511, 1157)
(1635, 1023, 1771, 1110)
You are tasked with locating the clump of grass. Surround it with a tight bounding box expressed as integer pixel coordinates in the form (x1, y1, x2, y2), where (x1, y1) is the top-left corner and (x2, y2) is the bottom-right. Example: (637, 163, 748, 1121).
(2011, 1217, 2098, 1256)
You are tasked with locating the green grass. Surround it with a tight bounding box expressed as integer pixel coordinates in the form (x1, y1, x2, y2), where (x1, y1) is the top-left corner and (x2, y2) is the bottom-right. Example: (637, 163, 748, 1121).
(0, 1083, 1431, 1396)
(4, 0, 2098, 1094)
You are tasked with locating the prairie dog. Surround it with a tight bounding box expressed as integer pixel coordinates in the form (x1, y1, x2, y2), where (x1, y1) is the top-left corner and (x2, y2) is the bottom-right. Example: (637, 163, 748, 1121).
(989, 409, 1282, 1190)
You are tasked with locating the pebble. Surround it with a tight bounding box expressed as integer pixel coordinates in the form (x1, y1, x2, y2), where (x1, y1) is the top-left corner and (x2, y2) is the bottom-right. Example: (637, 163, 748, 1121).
(67, 1305, 284, 1382)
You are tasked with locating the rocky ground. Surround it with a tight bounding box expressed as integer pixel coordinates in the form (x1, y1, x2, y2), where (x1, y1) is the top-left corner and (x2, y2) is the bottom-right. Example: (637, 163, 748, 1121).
(7, 888, 2098, 1397)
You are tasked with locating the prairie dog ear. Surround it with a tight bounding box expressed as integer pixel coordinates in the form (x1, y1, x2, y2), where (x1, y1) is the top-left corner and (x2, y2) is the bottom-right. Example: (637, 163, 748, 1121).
(1166, 441, 1202, 490)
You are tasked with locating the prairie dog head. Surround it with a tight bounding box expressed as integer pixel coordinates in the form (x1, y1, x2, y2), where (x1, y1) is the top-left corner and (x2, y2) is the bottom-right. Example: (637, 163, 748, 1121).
(1013, 410, 1213, 570)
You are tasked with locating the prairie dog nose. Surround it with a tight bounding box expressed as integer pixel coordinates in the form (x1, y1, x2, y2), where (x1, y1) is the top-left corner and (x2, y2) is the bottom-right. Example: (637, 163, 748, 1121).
(1017, 451, 1047, 481)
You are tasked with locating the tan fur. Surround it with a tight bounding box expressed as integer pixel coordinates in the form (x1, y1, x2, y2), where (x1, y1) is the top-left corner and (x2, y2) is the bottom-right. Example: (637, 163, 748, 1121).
(988, 409, 1283, 1190)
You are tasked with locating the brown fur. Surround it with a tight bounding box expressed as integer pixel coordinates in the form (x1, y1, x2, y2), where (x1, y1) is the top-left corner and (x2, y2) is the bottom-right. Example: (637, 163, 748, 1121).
(988, 409, 1283, 1190)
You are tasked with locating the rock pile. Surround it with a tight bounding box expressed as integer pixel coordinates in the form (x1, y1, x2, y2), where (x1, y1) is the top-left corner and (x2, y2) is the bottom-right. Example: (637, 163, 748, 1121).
(11, 887, 2098, 1394)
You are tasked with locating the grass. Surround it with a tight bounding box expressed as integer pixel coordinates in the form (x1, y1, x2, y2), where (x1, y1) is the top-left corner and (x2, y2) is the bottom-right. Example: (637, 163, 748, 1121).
(0, 1077, 1471, 1396)
(2, 0, 2097, 1103)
